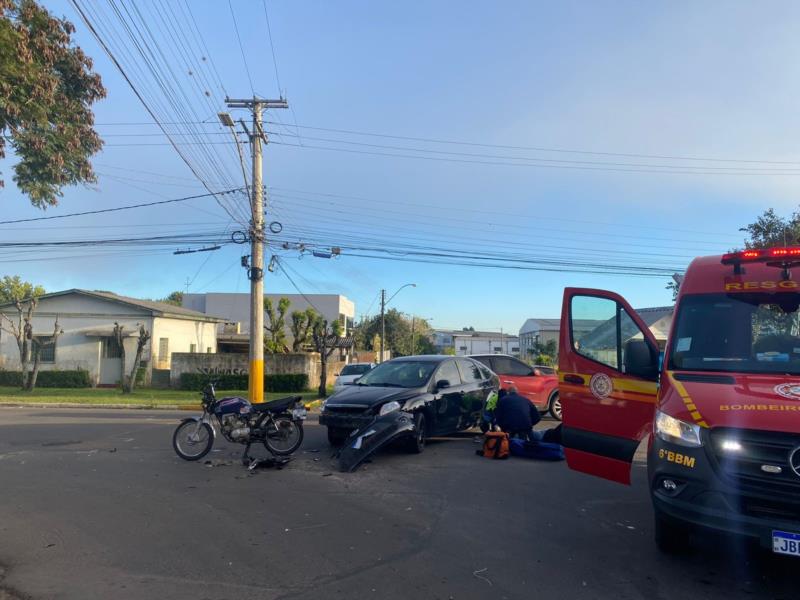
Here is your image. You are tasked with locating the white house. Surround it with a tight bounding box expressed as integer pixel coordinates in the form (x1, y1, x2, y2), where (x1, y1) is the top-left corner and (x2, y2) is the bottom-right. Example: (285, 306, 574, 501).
(0, 289, 224, 386)
(432, 329, 520, 357)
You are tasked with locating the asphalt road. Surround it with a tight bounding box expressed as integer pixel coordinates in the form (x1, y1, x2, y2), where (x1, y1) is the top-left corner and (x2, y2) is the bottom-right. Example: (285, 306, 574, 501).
(0, 407, 796, 600)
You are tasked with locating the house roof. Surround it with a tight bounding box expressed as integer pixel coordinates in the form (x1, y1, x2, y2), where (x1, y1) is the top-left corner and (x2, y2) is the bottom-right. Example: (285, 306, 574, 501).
(0, 289, 226, 323)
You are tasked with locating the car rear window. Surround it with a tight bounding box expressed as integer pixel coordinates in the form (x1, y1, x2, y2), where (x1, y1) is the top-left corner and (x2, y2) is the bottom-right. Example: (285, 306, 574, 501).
(492, 356, 532, 376)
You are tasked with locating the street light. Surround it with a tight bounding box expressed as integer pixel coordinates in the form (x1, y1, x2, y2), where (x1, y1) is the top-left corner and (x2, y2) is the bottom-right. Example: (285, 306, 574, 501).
(380, 283, 416, 362)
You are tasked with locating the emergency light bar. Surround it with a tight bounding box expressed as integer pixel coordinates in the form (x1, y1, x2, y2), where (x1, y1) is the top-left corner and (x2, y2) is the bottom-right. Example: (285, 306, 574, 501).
(721, 247, 800, 265)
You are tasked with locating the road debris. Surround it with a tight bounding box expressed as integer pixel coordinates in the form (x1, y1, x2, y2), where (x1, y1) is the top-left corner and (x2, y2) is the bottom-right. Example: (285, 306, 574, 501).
(473, 567, 492, 586)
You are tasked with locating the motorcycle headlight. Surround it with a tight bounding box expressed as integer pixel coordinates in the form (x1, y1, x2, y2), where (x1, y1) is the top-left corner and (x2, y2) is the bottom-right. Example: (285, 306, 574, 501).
(655, 410, 702, 447)
(378, 401, 401, 416)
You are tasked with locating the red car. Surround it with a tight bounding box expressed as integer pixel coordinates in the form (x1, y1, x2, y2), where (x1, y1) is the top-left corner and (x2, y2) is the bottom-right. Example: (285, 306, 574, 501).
(470, 354, 561, 420)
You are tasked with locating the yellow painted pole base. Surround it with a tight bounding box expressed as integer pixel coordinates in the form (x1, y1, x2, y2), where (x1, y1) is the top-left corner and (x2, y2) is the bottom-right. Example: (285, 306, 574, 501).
(249, 359, 264, 404)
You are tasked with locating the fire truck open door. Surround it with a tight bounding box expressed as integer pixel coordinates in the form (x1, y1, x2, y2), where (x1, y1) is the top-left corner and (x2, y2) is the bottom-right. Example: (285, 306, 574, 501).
(558, 288, 660, 485)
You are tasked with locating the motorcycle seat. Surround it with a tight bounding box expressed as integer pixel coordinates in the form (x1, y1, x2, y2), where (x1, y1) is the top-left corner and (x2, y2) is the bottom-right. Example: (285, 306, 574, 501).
(251, 395, 302, 413)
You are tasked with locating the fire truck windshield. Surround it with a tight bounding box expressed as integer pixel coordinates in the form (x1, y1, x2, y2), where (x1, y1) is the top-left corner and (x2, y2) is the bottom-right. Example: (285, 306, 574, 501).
(669, 293, 800, 375)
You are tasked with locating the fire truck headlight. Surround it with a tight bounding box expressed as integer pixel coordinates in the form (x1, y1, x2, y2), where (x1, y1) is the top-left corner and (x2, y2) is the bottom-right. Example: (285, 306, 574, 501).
(655, 410, 702, 447)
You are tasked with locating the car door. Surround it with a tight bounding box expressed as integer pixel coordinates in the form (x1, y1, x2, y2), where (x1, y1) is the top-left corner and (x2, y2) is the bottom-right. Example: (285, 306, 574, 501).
(455, 358, 487, 429)
(559, 288, 660, 485)
(431, 360, 465, 435)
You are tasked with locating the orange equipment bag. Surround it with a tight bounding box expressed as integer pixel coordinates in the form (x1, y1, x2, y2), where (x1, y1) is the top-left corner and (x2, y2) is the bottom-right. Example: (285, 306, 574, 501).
(480, 431, 510, 459)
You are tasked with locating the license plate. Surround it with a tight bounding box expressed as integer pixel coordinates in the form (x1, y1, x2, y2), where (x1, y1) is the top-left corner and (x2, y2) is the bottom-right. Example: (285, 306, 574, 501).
(772, 530, 800, 557)
(291, 407, 307, 420)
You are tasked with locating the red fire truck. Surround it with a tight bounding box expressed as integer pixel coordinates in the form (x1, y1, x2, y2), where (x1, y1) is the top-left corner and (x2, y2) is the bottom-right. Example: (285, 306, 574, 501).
(559, 247, 800, 556)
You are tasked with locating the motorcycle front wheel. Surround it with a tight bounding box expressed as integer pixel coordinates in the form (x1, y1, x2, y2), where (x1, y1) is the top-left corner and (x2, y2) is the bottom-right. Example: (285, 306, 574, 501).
(173, 419, 214, 461)
(264, 416, 304, 456)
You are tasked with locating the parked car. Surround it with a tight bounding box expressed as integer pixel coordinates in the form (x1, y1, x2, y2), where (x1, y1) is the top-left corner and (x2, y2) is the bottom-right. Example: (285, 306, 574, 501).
(320, 355, 499, 449)
(470, 354, 561, 420)
(333, 362, 376, 391)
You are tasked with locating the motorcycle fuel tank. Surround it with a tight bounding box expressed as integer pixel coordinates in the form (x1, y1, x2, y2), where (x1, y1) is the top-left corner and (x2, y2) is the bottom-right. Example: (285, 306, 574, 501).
(214, 396, 252, 416)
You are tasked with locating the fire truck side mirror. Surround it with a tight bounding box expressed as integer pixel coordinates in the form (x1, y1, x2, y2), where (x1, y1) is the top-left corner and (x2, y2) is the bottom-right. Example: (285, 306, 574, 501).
(624, 340, 658, 380)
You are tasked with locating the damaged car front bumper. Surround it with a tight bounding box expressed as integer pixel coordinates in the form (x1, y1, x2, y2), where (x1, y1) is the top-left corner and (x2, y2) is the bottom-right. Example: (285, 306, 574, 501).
(337, 410, 416, 472)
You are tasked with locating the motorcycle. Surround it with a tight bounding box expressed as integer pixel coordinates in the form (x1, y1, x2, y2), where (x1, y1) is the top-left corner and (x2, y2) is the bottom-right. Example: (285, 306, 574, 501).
(172, 382, 307, 465)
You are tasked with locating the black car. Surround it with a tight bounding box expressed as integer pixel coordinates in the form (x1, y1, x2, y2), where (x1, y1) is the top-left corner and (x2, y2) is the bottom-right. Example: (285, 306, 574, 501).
(320, 355, 499, 450)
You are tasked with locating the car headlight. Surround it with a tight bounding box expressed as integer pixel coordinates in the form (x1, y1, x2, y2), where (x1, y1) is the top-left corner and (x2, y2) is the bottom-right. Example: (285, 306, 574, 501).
(378, 401, 401, 416)
(655, 410, 702, 447)
(321, 399, 327, 411)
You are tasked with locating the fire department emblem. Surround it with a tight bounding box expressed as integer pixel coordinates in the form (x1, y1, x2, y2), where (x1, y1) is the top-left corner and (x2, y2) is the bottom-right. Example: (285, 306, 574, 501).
(589, 373, 613, 400)
(775, 383, 800, 401)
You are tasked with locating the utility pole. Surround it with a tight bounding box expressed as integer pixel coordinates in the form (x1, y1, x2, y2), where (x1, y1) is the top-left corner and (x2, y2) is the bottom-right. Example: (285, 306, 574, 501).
(224, 96, 288, 404)
(411, 315, 415, 356)
(380, 289, 386, 364)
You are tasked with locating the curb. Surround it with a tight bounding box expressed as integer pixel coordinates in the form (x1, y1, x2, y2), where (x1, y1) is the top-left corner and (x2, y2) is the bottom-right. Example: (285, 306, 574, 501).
(0, 402, 199, 410)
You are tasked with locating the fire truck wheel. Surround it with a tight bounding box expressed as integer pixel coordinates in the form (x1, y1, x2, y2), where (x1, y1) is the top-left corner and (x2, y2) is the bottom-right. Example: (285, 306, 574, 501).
(654, 509, 690, 554)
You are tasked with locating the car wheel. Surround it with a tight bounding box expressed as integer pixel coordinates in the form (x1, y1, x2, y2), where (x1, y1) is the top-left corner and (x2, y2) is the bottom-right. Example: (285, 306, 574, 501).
(407, 412, 426, 454)
(548, 392, 562, 421)
(327, 427, 350, 447)
(654, 508, 690, 554)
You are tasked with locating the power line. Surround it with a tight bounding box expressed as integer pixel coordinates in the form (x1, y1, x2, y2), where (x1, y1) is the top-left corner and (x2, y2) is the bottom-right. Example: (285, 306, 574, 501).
(261, 0, 282, 93)
(267, 121, 800, 167)
(0, 189, 241, 225)
(228, 0, 255, 93)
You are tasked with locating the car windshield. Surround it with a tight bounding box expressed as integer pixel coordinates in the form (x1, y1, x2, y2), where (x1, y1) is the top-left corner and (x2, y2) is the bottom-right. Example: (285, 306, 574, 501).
(355, 360, 438, 388)
(340, 364, 372, 376)
(669, 292, 800, 375)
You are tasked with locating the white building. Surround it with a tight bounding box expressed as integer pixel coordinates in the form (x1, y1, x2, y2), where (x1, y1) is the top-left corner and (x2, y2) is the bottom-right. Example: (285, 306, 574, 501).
(0, 289, 223, 386)
(432, 329, 520, 357)
(182, 292, 356, 352)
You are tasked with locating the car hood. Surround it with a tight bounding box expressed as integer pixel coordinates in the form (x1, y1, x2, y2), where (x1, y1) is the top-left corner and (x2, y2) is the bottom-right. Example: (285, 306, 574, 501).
(325, 384, 422, 408)
(662, 372, 800, 432)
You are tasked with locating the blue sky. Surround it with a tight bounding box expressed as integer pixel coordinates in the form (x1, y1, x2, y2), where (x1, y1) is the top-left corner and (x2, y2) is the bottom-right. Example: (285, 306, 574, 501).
(3, 1, 799, 332)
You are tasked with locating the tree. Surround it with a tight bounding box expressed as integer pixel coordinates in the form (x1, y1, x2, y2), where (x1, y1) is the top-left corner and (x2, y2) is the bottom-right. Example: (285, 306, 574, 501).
(27, 317, 62, 390)
(355, 309, 434, 357)
(290, 308, 315, 351)
(264, 297, 290, 353)
(527, 339, 557, 366)
(160, 291, 183, 306)
(0, 275, 45, 303)
(1, 0, 106, 208)
(739, 208, 800, 249)
(112, 322, 151, 394)
(311, 315, 342, 397)
(0, 279, 52, 391)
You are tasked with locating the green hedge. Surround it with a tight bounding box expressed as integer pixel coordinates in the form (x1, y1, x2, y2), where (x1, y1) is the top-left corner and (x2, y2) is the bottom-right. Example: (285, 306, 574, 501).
(179, 372, 309, 393)
(0, 370, 91, 388)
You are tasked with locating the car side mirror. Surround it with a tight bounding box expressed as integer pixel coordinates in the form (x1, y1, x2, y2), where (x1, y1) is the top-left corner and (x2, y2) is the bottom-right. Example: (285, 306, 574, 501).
(532, 368, 542, 376)
(436, 379, 451, 389)
(624, 340, 658, 380)
(334, 372, 340, 377)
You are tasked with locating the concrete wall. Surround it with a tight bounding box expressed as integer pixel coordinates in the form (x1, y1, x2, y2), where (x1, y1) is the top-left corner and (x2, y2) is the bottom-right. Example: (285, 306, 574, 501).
(451, 335, 520, 357)
(170, 352, 339, 389)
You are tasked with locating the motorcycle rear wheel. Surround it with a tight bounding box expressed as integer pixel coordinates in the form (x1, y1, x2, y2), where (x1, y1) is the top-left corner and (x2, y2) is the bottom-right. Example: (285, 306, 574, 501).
(264, 416, 304, 455)
(173, 419, 214, 461)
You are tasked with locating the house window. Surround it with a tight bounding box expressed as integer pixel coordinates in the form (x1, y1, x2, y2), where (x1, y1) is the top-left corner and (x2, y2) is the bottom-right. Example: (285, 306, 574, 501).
(511, 347, 519, 353)
(206, 347, 212, 353)
(35, 336, 56, 363)
(493, 346, 502, 352)
(189, 343, 197, 353)
(459, 345, 467, 351)
(158, 338, 169, 361)
(102, 337, 122, 359)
